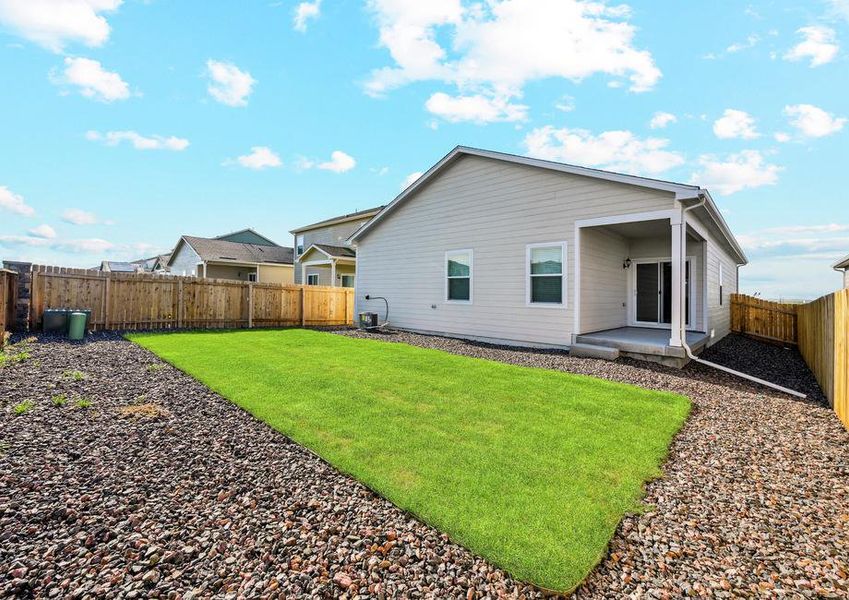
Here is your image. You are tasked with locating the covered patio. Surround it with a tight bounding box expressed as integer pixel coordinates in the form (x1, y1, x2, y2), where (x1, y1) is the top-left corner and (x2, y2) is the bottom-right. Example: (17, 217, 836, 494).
(299, 244, 356, 287)
(575, 327, 710, 362)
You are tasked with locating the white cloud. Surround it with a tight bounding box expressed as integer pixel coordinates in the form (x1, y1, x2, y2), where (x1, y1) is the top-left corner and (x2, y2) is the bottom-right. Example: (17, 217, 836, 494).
(555, 95, 575, 112)
(425, 91, 527, 123)
(773, 131, 791, 143)
(523, 126, 685, 175)
(0, 0, 121, 52)
(713, 109, 759, 139)
(400, 171, 423, 191)
(62, 208, 98, 225)
(829, 0, 849, 22)
(318, 150, 356, 173)
(53, 238, 113, 254)
(231, 146, 282, 170)
(783, 103, 846, 138)
(690, 150, 781, 195)
(52, 56, 130, 102)
(365, 0, 661, 109)
(784, 26, 838, 67)
(0, 185, 35, 217)
(86, 130, 189, 151)
(206, 59, 255, 107)
(649, 111, 676, 129)
(28, 224, 56, 239)
(726, 34, 760, 53)
(293, 0, 321, 32)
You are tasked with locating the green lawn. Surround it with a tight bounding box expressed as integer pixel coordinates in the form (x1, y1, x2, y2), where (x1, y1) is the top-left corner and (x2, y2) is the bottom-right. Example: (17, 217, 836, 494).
(129, 329, 689, 592)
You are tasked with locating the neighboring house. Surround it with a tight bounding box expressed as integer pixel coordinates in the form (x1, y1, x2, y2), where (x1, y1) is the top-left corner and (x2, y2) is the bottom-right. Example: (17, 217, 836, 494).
(100, 260, 142, 273)
(166, 229, 294, 283)
(351, 146, 747, 367)
(131, 253, 171, 273)
(833, 253, 849, 289)
(290, 207, 382, 287)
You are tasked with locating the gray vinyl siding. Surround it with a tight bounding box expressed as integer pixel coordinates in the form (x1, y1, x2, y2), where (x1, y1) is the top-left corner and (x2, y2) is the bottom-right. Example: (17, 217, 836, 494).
(580, 228, 628, 332)
(205, 264, 255, 281)
(355, 155, 676, 347)
(169, 242, 201, 277)
(293, 217, 371, 284)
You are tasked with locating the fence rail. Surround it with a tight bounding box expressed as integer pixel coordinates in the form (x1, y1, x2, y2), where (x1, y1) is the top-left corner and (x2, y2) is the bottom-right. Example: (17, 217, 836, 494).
(0, 269, 17, 346)
(28, 265, 354, 332)
(730, 293, 798, 345)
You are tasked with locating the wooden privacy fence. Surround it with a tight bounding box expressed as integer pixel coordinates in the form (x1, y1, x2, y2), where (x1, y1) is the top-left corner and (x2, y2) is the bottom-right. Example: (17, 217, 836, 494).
(28, 265, 355, 331)
(797, 289, 848, 429)
(0, 269, 18, 346)
(732, 291, 849, 431)
(730, 293, 798, 345)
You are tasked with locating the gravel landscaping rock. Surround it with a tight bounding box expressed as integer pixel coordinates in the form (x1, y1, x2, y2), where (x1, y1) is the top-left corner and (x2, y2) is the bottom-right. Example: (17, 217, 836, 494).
(2, 330, 847, 598)
(338, 329, 849, 598)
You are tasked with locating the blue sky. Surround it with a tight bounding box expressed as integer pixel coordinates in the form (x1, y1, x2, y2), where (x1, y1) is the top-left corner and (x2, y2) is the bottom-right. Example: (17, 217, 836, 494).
(0, 0, 847, 299)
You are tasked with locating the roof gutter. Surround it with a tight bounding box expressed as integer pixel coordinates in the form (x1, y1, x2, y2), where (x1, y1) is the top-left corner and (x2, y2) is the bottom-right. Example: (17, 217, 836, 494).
(678, 195, 805, 399)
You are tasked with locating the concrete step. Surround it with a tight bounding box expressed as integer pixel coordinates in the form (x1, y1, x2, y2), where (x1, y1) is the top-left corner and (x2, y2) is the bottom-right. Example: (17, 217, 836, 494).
(569, 342, 620, 361)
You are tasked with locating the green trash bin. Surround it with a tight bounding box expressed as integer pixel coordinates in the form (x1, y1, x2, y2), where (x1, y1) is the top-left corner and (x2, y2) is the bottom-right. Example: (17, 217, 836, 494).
(68, 311, 87, 341)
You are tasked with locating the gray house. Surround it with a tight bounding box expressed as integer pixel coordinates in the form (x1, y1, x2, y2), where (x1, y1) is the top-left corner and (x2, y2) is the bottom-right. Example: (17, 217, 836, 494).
(351, 147, 747, 367)
(167, 228, 294, 283)
(290, 207, 382, 287)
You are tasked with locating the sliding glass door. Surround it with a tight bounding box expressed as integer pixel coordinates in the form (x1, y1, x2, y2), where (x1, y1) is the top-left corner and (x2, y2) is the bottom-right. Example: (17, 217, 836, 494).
(635, 260, 690, 326)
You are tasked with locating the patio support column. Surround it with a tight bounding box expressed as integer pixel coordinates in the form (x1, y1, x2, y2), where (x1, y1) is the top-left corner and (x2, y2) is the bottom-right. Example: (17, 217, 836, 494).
(669, 219, 683, 347)
(330, 260, 337, 287)
(301, 262, 307, 284)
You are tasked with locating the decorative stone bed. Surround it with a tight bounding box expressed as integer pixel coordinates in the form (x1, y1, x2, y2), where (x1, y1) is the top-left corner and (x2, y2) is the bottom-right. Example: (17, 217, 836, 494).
(1, 331, 847, 598)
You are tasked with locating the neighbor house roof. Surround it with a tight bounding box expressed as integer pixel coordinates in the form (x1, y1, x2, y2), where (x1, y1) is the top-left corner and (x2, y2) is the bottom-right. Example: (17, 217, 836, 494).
(100, 261, 139, 272)
(303, 244, 357, 260)
(168, 236, 294, 266)
(290, 206, 384, 234)
(349, 146, 747, 264)
(833, 253, 849, 270)
(214, 228, 279, 246)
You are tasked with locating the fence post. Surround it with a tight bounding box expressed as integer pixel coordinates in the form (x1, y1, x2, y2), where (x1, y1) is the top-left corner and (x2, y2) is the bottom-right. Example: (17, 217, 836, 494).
(301, 286, 306, 327)
(103, 274, 111, 330)
(177, 279, 184, 329)
(248, 282, 254, 328)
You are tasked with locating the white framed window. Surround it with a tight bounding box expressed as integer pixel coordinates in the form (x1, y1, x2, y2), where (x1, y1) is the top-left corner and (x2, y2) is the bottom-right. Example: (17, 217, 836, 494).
(445, 249, 473, 303)
(296, 235, 304, 256)
(340, 274, 355, 288)
(526, 242, 567, 306)
(307, 273, 319, 285)
(248, 272, 257, 282)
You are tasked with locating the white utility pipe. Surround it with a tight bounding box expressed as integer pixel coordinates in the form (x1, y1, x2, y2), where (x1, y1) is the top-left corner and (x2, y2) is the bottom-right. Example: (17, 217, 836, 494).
(678, 197, 807, 399)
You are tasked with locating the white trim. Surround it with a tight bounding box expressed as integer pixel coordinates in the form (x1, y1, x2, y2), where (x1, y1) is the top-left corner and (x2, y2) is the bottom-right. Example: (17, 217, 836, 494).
(306, 273, 319, 286)
(575, 209, 680, 229)
(526, 242, 568, 308)
(445, 249, 473, 304)
(574, 225, 581, 334)
(298, 244, 356, 262)
(629, 256, 695, 330)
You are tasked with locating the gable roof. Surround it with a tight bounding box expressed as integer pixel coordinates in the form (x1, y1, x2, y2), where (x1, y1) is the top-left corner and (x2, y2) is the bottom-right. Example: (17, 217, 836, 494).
(290, 206, 384, 234)
(349, 146, 747, 264)
(101, 260, 139, 272)
(214, 228, 279, 246)
(301, 244, 357, 260)
(833, 253, 849, 270)
(169, 236, 294, 266)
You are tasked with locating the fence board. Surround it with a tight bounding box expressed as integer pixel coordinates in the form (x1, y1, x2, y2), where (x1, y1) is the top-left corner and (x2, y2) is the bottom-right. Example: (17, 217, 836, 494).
(1, 269, 17, 345)
(27, 266, 355, 333)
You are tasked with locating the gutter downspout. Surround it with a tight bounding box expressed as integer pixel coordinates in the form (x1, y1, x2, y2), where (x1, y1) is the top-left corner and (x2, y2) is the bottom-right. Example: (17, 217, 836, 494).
(678, 195, 807, 399)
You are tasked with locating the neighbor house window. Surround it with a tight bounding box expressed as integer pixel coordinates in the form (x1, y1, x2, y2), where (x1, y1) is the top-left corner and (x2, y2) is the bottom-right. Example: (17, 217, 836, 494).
(340, 274, 355, 288)
(445, 249, 472, 302)
(527, 242, 566, 305)
(248, 272, 257, 282)
(307, 273, 319, 285)
(296, 235, 304, 256)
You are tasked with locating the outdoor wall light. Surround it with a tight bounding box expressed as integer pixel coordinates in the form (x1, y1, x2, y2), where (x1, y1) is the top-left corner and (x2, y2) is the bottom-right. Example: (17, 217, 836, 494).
(623, 258, 632, 269)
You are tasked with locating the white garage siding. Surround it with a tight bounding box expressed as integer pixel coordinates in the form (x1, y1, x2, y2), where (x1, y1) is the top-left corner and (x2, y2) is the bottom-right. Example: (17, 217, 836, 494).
(354, 155, 678, 347)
